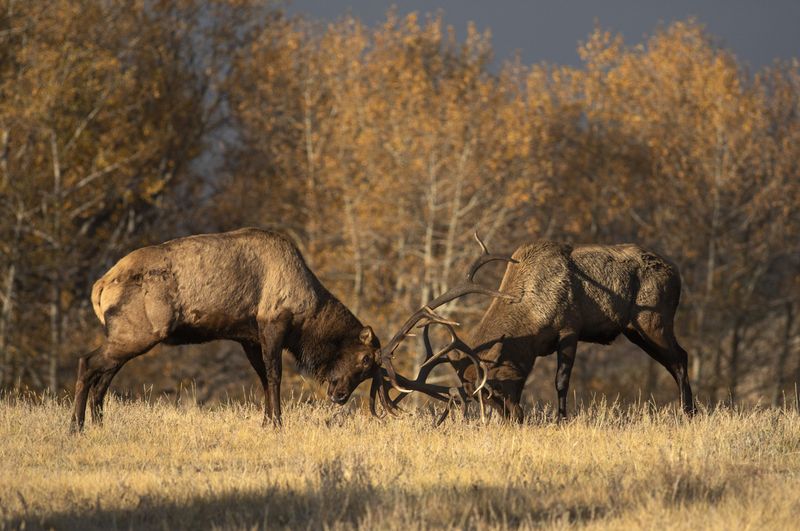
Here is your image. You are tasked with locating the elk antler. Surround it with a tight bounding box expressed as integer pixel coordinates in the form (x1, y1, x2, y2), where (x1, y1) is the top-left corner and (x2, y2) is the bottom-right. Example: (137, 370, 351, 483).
(373, 232, 516, 415)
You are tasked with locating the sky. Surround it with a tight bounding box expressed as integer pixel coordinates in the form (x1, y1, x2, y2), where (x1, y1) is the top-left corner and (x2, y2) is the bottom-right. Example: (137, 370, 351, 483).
(285, 0, 799, 69)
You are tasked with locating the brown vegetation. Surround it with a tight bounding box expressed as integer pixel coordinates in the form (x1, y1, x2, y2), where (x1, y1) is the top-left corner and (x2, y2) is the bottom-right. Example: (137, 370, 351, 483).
(2, 396, 800, 529)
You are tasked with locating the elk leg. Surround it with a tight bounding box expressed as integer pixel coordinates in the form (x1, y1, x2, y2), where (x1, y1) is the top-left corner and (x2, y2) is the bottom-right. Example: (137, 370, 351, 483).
(241, 342, 271, 421)
(74, 329, 163, 433)
(624, 328, 696, 415)
(507, 399, 524, 423)
(671, 341, 696, 415)
(257, 312, 291, 427)
(71, 347, 103, 432)
(263, 346, 283, 427)
(555, 333, 578, 420)
(72, 346, 128, 431)
(89, 362, 124, 424)
(74, 340, 154, 432)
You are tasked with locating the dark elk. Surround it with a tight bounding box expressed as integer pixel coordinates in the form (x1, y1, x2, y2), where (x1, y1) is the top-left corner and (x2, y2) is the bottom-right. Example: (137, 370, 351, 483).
(381, 240, 696, 423)
(71, 228, 382, 432)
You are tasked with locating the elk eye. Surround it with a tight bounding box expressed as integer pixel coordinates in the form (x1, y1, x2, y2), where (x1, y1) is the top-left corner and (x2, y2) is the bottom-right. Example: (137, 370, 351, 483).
(361, 354, 371, 366)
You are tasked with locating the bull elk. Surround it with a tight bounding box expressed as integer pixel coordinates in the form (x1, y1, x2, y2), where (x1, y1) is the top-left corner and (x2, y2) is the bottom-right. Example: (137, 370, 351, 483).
(71, 228, 382, 431)
(381, 239, 696, 422)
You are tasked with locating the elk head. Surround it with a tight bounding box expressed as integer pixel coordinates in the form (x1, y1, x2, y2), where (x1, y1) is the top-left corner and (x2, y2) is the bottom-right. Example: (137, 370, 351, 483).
(370, 232, 517, 419)
(326, 326, 382, 404)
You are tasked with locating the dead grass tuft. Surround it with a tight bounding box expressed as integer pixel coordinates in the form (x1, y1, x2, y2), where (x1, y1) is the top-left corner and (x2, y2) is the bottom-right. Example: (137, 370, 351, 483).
(1, 396, 799, 529)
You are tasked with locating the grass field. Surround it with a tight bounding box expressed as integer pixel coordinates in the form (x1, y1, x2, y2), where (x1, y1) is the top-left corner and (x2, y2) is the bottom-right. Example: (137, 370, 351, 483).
(1, 396, 799, 530)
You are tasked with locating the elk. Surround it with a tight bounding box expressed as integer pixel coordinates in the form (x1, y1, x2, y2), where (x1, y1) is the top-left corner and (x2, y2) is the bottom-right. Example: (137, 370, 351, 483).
(380, 240, 696, 422)
(71, 228, 382, 432)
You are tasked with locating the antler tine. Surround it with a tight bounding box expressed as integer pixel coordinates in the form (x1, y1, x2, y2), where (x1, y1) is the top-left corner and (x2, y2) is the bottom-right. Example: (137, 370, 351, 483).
(418, 319, 488, 395)
(369, 367, 405, 418)
(474, 231, 489, 254)
(378, 374, 403, 415)
(418, 319, 461, 368)
(368, 372, 385, 418)
(467, 231, 518, 281)
(393, 373, 450, 401)
(381, 353, 414, 394)
(423, 235, 517, 310)
(435, 387, 473, 426)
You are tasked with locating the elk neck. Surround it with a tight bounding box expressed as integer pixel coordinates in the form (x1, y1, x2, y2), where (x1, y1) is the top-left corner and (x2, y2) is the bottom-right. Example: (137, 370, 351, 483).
(288, 293, 363, 379)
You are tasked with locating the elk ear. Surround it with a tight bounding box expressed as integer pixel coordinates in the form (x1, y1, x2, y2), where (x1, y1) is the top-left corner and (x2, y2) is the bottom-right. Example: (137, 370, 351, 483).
(359, 326, 375, 346)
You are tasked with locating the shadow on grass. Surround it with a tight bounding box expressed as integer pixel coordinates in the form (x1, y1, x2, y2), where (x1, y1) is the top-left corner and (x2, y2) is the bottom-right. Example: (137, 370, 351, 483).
(7, 484, 610, 530)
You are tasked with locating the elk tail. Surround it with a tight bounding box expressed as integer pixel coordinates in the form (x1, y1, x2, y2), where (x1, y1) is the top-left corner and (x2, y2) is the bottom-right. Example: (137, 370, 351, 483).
(91, 277, 107, 327)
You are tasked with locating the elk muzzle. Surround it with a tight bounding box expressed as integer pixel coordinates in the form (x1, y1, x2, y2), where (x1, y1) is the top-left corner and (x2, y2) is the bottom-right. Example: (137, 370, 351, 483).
(326, 378, 352, 404)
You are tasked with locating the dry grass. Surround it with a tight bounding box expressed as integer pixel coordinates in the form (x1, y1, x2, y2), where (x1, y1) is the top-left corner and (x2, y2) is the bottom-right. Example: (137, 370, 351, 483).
(1, 396, 799, 530)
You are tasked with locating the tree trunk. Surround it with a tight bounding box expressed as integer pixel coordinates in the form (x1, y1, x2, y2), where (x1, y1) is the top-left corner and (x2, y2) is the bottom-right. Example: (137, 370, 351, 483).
(693, 196, 718, 397)
(439, 141, 470, 297)
(728, 315, 743, 404)
(0, 259, 16, 389)
(0, 208, 23, 388)
(0, 128, 8, 189)
(49, 291, 62, 394)
(709, 336, 723, 404)
(343, 196, 363, 314)
(49, 131, 62, 394)
(692, 131, 724, 396)
(773, 302, 794, 406)
(414, 154, 439, 405)
(302, 85, 319, 266)
(0, 128, 9, 385)
(707, 335, 724, 404)
(420, 153, 438, 308)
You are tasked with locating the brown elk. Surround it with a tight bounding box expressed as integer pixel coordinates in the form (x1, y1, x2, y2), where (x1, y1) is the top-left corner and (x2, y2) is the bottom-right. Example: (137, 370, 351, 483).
(381, 240, 696, 422)
(71, 228, 382, 431)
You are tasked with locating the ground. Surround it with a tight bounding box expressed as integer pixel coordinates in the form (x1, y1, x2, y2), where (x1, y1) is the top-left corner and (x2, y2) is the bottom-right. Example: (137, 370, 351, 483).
(1, 396, 799, 530)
